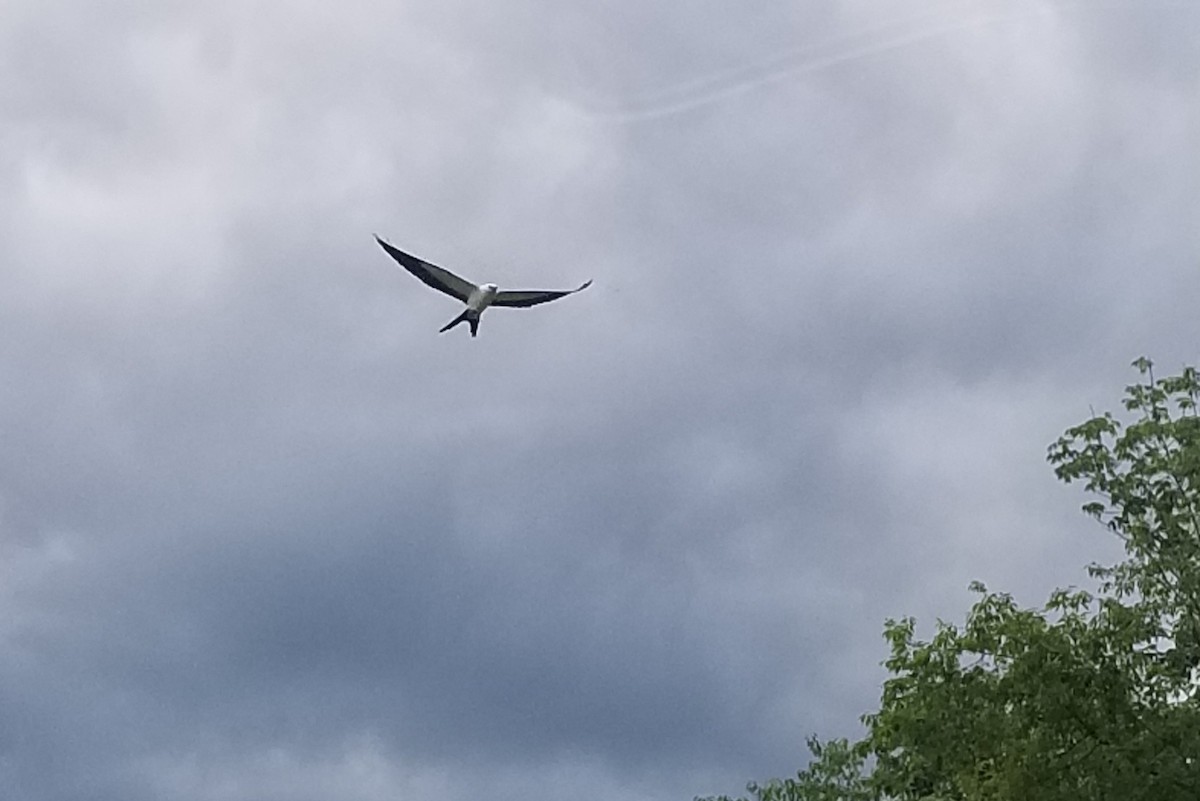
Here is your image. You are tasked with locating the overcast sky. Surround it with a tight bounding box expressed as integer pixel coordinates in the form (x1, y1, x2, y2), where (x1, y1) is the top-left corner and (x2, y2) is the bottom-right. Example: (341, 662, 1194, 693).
(2, 1, 1198, 799)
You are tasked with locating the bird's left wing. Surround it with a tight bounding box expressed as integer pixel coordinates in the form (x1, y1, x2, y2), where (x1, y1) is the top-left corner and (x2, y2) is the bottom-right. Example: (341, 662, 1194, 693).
(492, 280, 593, 308)
(375, 235, 476, 303)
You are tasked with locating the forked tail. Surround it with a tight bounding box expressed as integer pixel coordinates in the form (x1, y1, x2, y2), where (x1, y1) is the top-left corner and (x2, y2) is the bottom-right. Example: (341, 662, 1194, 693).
(439, 310, 480, 337)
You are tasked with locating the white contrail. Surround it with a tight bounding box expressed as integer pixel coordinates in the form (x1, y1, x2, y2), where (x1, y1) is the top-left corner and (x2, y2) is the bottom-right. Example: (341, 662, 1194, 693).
(572, 1, 1182, 123)
(577, 10, 1040, 122)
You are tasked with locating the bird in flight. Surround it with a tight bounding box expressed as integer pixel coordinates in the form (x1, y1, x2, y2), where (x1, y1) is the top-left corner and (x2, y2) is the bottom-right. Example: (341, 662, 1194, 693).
(375, 235, 592, 337)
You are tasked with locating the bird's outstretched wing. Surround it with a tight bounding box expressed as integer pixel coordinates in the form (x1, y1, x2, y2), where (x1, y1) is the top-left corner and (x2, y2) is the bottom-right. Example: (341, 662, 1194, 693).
(493, 280, 593, 308)
(375, 235, 476, 303)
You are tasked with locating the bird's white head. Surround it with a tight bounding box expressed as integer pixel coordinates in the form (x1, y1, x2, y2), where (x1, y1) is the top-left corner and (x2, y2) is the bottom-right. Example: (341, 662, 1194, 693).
(482, 282, 498, 292)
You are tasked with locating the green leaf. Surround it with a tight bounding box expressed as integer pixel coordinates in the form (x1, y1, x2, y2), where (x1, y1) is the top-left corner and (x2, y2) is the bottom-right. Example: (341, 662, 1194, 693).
(700, 361, 1200, 801)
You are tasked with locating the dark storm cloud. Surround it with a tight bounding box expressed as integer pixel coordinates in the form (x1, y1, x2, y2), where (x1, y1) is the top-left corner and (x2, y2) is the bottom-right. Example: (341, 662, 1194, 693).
(1, 2, 1198, 800)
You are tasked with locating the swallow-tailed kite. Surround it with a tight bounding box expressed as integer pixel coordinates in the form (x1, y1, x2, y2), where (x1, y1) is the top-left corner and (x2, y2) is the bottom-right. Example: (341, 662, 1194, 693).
(375, 235, 592, 337)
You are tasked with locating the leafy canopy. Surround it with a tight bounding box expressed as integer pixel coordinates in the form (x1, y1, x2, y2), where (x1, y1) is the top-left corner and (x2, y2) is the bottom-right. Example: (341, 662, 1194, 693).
(702, 359, 1200, 801)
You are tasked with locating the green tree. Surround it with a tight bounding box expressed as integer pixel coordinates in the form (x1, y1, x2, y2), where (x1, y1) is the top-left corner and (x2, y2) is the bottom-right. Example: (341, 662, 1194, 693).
(702, 360, 1200, 801)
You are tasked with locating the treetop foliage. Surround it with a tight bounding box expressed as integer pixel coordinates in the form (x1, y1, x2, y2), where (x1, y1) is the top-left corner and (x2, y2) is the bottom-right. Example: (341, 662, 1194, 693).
(702, 359, 1200, 801)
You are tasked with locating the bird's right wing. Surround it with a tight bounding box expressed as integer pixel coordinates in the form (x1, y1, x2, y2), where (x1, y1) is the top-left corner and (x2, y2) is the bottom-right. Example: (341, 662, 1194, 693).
(493, 280, 593, 308)
(375, 236, 476, 303)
